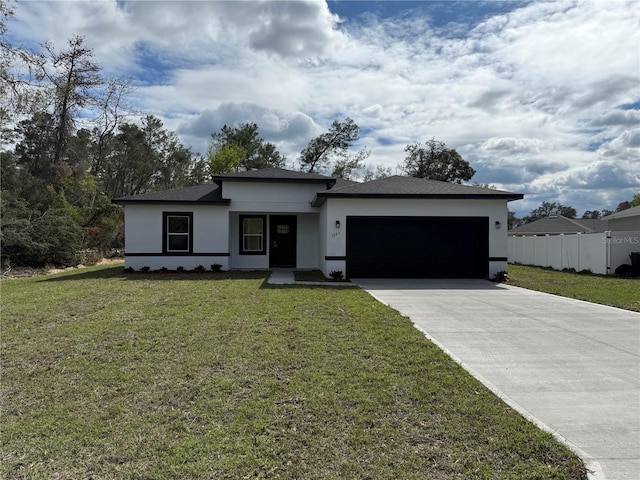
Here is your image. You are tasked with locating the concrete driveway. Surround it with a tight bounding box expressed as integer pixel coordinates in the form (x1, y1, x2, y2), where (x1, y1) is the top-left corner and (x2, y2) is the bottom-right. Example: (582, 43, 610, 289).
(353, 279, 640, 480)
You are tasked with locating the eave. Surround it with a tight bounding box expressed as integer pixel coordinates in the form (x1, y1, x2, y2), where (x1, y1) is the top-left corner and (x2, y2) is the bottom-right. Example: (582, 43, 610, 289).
(311, 192, 524, 207)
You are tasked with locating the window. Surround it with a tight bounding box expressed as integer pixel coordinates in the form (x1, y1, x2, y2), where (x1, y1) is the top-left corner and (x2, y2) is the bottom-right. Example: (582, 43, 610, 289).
(240, 215, 266, 255)
(163, 212, 193, 253)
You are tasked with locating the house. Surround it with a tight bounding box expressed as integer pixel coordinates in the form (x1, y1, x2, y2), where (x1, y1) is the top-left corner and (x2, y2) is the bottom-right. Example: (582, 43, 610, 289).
(603, 206, 640, 231)
(113, 168, 523, 279)
(508, 215, 608, 236)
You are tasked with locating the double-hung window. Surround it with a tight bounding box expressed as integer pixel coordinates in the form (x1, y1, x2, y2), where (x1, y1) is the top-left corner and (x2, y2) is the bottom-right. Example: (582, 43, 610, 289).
(163, 212, 193, 253)
(240, 215, 266, 255)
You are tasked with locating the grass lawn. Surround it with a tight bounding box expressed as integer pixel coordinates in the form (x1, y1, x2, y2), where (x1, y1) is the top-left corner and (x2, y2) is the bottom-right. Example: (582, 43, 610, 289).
(508, 264, 640, 312)
(2, 264, 587, 479)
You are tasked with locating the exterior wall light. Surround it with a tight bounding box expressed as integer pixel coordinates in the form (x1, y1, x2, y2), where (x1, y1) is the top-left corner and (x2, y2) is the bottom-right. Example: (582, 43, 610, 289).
(495, 221, 502, 229)
(335, 220, 341, 229)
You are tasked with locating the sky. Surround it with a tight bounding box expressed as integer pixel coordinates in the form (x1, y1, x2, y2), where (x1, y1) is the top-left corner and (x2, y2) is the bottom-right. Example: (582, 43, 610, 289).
(6, 0, 640, 217)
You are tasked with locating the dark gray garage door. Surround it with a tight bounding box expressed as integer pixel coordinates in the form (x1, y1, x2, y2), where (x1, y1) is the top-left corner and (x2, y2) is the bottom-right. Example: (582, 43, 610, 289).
(346, 216, 489, 278)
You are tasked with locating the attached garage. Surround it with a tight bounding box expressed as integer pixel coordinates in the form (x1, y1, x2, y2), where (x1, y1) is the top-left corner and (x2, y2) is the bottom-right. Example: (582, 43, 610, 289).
(346, 216, 489, 278)
(312, 175, 523, 280)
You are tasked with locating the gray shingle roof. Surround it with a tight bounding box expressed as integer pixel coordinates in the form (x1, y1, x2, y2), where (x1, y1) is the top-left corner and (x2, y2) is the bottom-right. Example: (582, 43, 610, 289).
(508, 216, 609, 235)
(603, 205, 640, 220)
(332, 177, 359, 189)
(112, 184, 228, 204)
(312, 175, 523, 206)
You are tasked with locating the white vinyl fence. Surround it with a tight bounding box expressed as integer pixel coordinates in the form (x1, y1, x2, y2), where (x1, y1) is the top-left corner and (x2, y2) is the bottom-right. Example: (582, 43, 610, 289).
(508, 230, 640, 275)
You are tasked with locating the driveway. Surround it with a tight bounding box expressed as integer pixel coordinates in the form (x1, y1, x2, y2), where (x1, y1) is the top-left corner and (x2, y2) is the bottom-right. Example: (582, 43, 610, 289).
(353, 279, 640, 480)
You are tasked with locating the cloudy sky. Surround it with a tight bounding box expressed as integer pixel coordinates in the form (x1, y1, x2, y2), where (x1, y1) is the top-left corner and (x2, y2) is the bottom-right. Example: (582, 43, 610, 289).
(7, 0, 640, 216)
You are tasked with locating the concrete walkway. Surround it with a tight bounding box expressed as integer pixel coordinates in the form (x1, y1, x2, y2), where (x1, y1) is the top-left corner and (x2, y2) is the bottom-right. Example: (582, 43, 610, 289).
(353, 278, 640, 480)
(267, 268, 356, 286)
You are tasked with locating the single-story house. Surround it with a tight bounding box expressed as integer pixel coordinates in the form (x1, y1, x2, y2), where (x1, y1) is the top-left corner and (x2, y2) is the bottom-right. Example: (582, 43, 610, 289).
(113, 168, 523, 279)
(508, 215, 608, 236)
(603, 206, 640, 231)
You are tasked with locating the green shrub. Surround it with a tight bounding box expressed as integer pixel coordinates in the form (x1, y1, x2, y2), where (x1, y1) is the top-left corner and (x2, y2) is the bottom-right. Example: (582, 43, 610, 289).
(330, 270, 344, 281)
(1, 193, 84, 267)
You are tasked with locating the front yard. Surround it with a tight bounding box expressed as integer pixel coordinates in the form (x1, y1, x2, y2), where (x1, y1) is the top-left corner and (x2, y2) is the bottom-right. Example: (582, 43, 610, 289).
(1, 265, 586, 479)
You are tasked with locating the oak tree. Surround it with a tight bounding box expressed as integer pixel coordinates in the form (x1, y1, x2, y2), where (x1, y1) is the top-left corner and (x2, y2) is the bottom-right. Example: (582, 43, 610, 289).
(402, 138, 475, 184)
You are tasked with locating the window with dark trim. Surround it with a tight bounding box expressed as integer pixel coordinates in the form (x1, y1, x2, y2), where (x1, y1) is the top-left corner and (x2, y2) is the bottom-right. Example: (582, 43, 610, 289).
(240, 215, 266, 255)
(163, 212, 193, 253)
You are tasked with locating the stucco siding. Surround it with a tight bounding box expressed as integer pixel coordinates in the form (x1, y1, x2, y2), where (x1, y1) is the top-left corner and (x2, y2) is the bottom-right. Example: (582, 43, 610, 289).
(124, 206, 162, 254)
(223, 182, 323, 213)
(296, 214, 319, 269)
(123, 204, 229, 270)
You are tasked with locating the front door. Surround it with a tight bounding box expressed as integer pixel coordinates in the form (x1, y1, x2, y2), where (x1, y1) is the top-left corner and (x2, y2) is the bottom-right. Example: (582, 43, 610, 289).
(269, 215, 297, 267)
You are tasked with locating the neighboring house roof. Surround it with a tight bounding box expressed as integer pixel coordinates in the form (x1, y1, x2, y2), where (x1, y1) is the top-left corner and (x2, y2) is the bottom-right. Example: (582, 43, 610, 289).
(112, 184, 229, 205)
(603, 205, 640, 220)
(508, 215, 609, 236)
(213, 167, 336, 188)
(311, 175, 523, 206)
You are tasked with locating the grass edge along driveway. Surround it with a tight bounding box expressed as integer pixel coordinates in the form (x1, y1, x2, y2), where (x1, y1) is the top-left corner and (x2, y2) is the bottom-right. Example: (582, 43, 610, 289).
(508, 263, 640, 312)
(1, 265, 587, 479)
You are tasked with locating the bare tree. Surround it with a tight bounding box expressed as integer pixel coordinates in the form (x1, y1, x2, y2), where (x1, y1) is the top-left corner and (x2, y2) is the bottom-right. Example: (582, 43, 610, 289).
(91, 78, 133, 176)
(38, 35, 102, 166)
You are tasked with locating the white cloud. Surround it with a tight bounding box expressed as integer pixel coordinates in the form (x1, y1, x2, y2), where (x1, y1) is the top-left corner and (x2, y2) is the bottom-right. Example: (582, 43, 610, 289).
(6, 0, 639, 216)
(177, 102, 318, 157)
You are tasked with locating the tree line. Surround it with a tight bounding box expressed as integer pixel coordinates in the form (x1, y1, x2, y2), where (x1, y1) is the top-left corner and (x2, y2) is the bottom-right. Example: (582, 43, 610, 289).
(509, 196, 640, 229)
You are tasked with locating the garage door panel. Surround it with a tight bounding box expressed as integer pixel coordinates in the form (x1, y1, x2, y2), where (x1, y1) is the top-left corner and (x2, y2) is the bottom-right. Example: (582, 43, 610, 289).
(347, 216, 488, 278)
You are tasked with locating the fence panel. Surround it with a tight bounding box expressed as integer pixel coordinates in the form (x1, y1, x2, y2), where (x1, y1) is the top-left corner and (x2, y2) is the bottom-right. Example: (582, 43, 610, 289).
(547, 235, 563, 270)
(562, 234, 581, 271)
(608, 231, 640, 273)
(579, 233, 608, 274)
(507, 231, 639, 275)
(534, 236, 548, 267)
